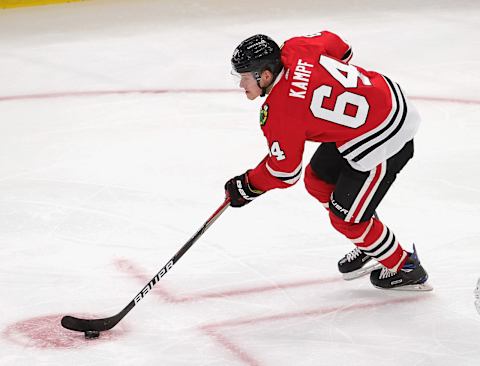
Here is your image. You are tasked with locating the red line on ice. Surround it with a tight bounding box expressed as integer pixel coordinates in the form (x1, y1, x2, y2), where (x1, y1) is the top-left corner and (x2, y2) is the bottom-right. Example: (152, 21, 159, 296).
(114, 258, 431, 366)
(202, 296, 425, 330)
(113, 258, 343, 303)
(202, 327, 263, 366)
(0, 89, 478, 105)
(0, 89, 238, 102)
(199, 296, 427, 366)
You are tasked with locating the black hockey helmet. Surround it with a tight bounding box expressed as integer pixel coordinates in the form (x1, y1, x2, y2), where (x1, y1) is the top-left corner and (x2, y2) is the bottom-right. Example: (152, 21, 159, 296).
(231, 34, 282, 77)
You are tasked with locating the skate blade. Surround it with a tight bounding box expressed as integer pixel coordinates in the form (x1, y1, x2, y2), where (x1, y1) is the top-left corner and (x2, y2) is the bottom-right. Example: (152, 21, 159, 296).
(374, 282, 434, 292)
(342, 263, 382, 281)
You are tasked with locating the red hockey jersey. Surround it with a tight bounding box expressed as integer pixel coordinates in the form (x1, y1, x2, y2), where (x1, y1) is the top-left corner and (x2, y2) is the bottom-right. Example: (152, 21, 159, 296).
(247, 31, 420, 192)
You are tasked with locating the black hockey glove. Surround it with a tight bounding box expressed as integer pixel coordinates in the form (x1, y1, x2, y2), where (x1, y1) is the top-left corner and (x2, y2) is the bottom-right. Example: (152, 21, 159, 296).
(224, 172, 264, 208)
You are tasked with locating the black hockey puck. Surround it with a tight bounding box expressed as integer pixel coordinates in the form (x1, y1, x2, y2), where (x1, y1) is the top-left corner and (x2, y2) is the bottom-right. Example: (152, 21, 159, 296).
(84, 330, 100, 339)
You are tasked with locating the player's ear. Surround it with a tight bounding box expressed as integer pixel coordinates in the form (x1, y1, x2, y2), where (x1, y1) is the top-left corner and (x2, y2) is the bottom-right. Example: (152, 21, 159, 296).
(261, 70, 274, 85)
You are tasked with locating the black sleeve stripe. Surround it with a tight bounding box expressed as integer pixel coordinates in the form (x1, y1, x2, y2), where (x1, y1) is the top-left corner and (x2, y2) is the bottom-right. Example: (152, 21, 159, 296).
(342, 47, 352, 61)
(275, 168, 302, 183)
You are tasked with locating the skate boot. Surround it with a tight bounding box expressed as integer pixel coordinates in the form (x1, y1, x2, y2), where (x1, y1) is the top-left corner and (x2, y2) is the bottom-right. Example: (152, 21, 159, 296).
(370, 245, 433, 291)
(338, 247, 382, 280)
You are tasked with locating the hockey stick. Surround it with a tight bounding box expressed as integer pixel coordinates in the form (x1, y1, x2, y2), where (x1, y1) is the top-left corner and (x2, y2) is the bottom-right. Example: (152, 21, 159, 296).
(61, 198, 230, 335)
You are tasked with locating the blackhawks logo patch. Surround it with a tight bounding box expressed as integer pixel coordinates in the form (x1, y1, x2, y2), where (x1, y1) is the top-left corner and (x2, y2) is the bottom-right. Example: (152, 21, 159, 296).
(260, 104, 269, 126)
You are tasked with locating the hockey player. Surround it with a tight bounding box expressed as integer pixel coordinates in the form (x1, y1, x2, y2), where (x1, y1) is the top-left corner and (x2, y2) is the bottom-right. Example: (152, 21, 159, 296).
(224, 31, 432, 291)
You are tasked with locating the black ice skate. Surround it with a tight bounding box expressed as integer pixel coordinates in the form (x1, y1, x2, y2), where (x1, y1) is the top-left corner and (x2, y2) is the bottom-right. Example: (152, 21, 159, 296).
(338, 247, 382, 281)
(370, 245, 433, 291)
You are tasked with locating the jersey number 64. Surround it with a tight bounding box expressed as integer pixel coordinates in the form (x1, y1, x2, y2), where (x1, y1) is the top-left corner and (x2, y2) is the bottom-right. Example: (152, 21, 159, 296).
(310, 56, 372, 128)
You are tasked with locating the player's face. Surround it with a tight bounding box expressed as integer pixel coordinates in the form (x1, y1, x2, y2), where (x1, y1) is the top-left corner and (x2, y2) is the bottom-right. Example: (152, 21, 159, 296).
(238, 72, 262, 100)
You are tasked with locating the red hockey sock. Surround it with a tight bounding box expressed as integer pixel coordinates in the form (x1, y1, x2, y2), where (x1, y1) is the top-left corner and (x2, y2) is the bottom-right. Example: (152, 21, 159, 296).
(330, 213, 407, 271)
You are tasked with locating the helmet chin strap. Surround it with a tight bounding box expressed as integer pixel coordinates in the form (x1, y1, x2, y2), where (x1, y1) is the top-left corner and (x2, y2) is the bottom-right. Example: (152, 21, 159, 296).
(254, 71, 268, 98)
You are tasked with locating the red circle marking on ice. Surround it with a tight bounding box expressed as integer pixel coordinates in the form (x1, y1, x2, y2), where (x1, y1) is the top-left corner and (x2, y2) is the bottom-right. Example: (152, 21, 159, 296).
(3, 314, 127, 349)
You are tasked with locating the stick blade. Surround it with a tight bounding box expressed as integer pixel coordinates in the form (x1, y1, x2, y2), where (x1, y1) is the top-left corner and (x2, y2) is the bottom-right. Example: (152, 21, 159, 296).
(61, 315, 114, 332)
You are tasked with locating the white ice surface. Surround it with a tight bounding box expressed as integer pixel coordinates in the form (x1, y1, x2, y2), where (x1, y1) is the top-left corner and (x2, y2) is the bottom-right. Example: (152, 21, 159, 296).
(0, 1, 479, 365)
